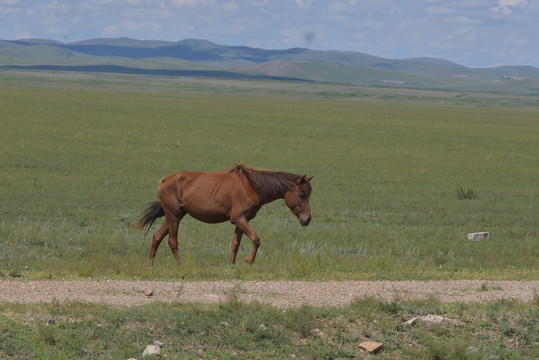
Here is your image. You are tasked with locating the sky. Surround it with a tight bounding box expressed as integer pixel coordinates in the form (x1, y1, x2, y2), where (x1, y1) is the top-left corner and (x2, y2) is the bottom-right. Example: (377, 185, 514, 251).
(1, 0, 538, 68)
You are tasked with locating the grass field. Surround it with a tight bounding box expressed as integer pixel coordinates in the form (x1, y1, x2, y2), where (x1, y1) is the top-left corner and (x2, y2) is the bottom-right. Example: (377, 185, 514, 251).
(0, 72, 538, 281)
(1, 296, 538, 359)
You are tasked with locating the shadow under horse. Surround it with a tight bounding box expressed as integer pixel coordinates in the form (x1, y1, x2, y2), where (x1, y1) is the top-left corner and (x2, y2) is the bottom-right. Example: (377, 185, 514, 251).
(137, 165, 313, 266)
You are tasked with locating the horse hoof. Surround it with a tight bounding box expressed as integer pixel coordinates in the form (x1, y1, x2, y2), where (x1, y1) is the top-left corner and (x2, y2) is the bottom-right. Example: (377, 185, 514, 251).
(244, 258, 254, 264)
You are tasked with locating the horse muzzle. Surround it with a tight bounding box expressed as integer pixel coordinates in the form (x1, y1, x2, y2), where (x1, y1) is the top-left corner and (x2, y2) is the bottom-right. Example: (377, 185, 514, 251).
(300, 216, 311, 226)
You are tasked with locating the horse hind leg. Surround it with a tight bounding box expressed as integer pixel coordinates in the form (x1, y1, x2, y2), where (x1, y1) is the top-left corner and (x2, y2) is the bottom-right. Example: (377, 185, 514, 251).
(166, 217, 181, 266)
(148, 220, 169, 264)
(165, 209, 186, 267)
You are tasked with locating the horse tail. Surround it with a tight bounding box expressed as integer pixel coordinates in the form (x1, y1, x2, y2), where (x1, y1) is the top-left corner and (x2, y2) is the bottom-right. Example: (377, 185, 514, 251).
(136, 201, 165, 236)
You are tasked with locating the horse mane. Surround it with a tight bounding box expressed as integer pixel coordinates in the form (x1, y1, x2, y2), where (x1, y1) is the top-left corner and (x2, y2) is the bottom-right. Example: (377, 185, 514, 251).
(229, 164, 311, 201)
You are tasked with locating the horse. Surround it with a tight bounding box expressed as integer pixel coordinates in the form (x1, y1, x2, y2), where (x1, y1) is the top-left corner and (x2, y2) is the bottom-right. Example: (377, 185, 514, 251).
(136, 165, 313, 266)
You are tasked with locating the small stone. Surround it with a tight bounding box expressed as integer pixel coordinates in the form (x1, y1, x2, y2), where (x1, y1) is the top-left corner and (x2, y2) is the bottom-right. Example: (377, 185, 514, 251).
(259, 324, 267, 330)
(468, 232, 489, 241)
(43, 318, 56, 325)
(144, 289, 154, 298)
(153, 340, 163, 348)
(359, 341, 383, 353)
(311, 328, 325, 338)
(80, 348, 94, 356)
(419, 315, 446, 324)
(142, 344, 161, 357)
(405, 317, 417, 325)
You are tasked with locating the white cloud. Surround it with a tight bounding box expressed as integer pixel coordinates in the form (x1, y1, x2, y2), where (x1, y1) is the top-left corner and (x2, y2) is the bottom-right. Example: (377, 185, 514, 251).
(122, 20, 161, 32)
(328, 2, 345, 12)
(170, 0, 207, 7)
(195, 14, 214, 23)
(445, 15, 482, 25)
(0, 5, 21, 14)
(454, 27, 470, 35)
(425, 6, 455, 16)
(280, 28, 305, 44)
(352, 32, 364, 40)
(222, 2, 239, 11)
(493, 0, 529, 14)
(428, 40, 456, 50)
(30, 1, 70, 18)
(16, 31, 31, 39)
(327, 0, 361, 14)
(499, 0, 528, 5)
(295, 0, 312, 9)
(228, 23, 245, 34)
(158, 2, 172, 16)
(78, 0, 115, 11)
(102, 25, 118, 37)
(362, 20, 385, 29)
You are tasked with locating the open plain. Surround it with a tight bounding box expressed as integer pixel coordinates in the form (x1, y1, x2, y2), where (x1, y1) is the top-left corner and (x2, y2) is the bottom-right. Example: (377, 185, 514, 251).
(1, 71, 537, 359)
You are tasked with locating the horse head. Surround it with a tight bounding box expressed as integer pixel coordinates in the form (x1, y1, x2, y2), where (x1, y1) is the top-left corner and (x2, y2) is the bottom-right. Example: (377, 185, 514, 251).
(284, 175, 313, 226)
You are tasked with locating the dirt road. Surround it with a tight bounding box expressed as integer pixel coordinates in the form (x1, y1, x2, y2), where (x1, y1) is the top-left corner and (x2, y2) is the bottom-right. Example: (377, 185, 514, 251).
(1, 280, 537, 307)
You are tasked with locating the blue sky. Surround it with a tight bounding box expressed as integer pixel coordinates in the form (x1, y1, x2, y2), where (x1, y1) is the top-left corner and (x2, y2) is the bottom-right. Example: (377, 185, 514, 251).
(1, 0, 538, 68)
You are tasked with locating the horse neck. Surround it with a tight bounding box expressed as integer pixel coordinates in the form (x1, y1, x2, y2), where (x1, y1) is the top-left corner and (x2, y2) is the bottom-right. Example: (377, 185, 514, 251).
(257, 183, 288, 205)
(242, 169, 295, 205)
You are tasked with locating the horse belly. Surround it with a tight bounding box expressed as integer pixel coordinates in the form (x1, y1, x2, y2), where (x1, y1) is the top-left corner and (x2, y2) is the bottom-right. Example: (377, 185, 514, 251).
(188, 210, 229, 223)
(183, 202, 230, 224)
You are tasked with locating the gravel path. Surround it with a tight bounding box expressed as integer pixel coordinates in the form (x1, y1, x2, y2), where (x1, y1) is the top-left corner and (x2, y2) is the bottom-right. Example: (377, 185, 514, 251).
(1, 280, 538, 307)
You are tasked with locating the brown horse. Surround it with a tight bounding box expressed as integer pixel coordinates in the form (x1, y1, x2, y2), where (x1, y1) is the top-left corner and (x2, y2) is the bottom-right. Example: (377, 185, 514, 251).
(137, 165, 313, 266)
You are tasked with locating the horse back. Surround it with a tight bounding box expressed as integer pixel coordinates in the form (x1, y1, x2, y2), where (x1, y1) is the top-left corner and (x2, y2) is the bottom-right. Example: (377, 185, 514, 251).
(157, 170, 259, 223)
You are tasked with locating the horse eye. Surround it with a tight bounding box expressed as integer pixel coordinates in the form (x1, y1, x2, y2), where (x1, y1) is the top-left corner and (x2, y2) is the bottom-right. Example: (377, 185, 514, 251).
(299, 193, 305, 199)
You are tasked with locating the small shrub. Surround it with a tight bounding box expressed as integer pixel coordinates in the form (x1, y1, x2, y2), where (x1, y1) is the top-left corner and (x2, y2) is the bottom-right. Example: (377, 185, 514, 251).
(8, 269, 21, 278)
(457, 187, 476, 200)
(479, 282, 489, 292)
(219, 282, 243, 312)
(377, 299, 402, 315)
(421, 336, 472, 360)
(284, 305, 319, 338)
(38, 325, 56, 346)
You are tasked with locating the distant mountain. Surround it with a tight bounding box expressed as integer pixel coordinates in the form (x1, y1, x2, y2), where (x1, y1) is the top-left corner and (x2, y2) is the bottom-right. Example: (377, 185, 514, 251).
(2, 37, 539, 92)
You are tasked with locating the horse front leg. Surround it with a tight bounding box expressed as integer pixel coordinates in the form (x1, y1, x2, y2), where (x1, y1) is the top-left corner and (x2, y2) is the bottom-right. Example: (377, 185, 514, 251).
(229, 227, 243, 264)
(232, 218, 260, 264)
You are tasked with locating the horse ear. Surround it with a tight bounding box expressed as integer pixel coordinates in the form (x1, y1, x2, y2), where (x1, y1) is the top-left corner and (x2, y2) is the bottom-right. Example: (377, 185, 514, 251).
(307, 176, 313, 182)
(296, 175, 307, 185)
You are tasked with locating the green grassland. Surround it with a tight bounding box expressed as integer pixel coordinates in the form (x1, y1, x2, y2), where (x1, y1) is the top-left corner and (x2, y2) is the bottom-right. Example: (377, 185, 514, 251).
(0, 72, 537, 281)
(1, 296, 538, 359)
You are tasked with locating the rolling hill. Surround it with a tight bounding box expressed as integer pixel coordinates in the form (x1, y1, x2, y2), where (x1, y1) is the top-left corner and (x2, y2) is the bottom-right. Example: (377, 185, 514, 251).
(1, 37, 539, 93)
